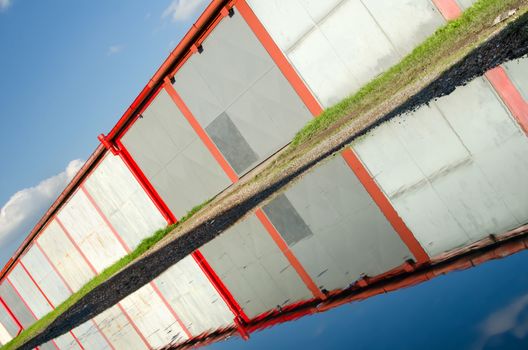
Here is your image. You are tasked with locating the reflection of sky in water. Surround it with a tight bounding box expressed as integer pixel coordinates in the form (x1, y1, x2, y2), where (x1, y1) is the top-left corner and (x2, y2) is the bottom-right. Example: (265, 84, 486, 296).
(208, 250, 528, 349)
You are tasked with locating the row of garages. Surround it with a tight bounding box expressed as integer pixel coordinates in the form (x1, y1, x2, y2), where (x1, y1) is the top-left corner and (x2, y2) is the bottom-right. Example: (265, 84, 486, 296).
(1, 0, 528, 348)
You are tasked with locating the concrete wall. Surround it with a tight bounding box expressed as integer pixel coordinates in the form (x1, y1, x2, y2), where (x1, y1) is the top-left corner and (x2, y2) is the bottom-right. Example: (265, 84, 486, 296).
(353, 77, 528, 256)
(246, 0, 445, 107)
(201, 214, 313, 318)
(153, 255, 234, 335)
(263, 155, 414, 291)
(83, 154, 167, 251)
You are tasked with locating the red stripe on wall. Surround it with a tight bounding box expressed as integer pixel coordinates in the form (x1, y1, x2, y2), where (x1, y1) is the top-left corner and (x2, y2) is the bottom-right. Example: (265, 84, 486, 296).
(162, 79, 240, 183)
(18, 261, 54, 309)
(91, 320, 116, 350)
(117, 303, 152, 349)
(0, 296, 23, 335)
(486, 66, 528, 134)
(115, 141, 178, 224)
(341, 148, 430, 263)
(432, 0, 462, 20)
(80, 185, 132, 254)
(236, 0, 324, 117)
(255, 209, 326, 300)
(4, 277, 37, 320)
(34, 241, 74, 294)
(433, 0, 528, 134)
(55, 217, 99, 275)
(150, 281, 193, 339)
(192, 250, 250, 324)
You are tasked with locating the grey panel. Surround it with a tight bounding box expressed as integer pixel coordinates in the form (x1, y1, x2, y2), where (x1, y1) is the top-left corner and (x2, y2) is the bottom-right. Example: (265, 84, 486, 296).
(0, 305, 19, 337)
(40, 341, 58, 350)
(205, 112, 258, 174)
(276, 156, 413, 291)
(173, 10, 274, 127)
(504, 57, 528, 101)
(263, 194, 313, 246)
(0, 282, 35, 328)
(200, 214, 312, 318)
(121, 90, 231, 219)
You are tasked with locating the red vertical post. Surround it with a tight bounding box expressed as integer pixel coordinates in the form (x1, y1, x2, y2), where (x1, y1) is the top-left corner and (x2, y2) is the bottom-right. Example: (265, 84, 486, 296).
(0, 296, 23, 336)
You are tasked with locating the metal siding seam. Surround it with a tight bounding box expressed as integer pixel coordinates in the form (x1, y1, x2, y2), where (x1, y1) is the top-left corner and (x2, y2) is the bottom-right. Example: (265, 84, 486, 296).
(238, 0, 430, 264)
(162, 79, 240, 183)
(81, 179, 194, 339)
(341, 148, 430, 263)
(486, 66, 528, 134)
(433, 0, 528, 134)
(116, 303, 152, 350)
(79, 184, 132, 254)
(115, 139, 177, 224)
(34, 241, 73, 295)
(0, 296, 23, 335)
(55, 217, 99, 276)
(35, 242, 109, 350)
(149, 281, 193, 339)
(5, 277, 60, 350)
(19, 261, 85, 350)
(235, 0, 324, 116)
(191, 250, 250, 324)
(254, 209, 326, 299)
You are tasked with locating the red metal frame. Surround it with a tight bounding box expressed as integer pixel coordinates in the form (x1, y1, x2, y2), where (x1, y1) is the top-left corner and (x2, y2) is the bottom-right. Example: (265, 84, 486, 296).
(485, 67, 528, 134)
(192, 250, 250, 325)
(0, 296, 23, 336)
(162, 79, 240, 183)
(432, 0, 462, 20)
(235, 0, 323, 117)
(340, 149, 430, 263)
(116, 303, 152, 349)
(18, 261, 85, 349)
(255, 209, 325, 300)
(81, 181, 194, 338)
(433, 0, 528, 135)
(236, 0, 430, 263)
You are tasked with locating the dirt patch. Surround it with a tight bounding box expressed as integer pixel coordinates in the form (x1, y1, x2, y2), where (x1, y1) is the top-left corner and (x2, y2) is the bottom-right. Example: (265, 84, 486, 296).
(19, 13, 528, 350)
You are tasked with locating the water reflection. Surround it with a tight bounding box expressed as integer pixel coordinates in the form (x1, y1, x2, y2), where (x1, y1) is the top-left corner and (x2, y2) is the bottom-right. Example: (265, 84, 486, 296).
(207, 250, 528, 350)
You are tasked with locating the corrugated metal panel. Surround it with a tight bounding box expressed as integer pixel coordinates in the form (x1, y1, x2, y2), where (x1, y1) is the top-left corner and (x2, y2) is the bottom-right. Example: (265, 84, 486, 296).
(37, 220, 95, 292)
(201, 214, 312, 318)
(154, 255, 233, 335)
(353, 77, 528, 256)
(57, 190, 128, 273)
(83, 154, 166, 250)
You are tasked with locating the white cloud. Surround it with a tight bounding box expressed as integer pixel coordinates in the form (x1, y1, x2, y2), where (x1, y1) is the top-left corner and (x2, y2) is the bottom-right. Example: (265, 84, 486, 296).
(0, 0, 11, 11)
(0, 159, 84, 265)
(107, 44, 124, 56)
(473, 293, 528, 349)
(162, 0, 208, 22)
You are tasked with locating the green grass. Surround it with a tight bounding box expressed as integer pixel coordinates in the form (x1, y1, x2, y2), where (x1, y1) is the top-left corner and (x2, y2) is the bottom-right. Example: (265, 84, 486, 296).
(289, 0, 525, 149)
(1, 200, 211, 350)
(3, 0, 526, 348)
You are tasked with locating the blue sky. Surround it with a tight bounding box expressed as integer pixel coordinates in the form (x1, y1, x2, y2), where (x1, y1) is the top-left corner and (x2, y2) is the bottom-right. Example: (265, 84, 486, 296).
(209, 250, 528, 350)
(0, 0, 209, 266)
